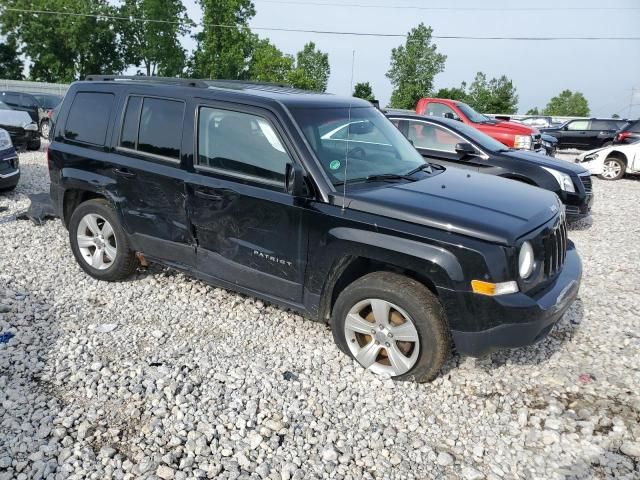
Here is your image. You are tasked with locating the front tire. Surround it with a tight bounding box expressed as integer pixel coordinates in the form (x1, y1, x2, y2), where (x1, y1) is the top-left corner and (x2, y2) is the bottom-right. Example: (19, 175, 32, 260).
(40, 120, 50, 140)
(331, 272, 450, 382)
(599, 156, 625, 181)
(69, 199, 137, 281)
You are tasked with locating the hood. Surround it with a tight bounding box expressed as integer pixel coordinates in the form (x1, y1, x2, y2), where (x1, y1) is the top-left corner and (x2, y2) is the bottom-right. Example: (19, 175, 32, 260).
(501, 149, 588, 175)
(344, 168, 560, 245)
(476, 119, 535, 135)
(0, 110, 35, 128)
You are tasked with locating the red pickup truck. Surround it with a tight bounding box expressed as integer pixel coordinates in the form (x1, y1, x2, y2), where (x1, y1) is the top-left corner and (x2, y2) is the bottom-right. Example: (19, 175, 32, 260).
(416, 98, 541, 151)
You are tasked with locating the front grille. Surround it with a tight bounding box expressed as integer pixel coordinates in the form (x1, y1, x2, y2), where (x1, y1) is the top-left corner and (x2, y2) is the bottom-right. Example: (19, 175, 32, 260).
(532, 133, 542, 150)
(542, 217, 567, 277)
(579, 174, 592, 194)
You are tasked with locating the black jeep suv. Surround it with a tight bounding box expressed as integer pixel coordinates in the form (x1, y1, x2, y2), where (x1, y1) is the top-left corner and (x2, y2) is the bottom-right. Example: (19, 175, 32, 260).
(48, 76, 582, 382)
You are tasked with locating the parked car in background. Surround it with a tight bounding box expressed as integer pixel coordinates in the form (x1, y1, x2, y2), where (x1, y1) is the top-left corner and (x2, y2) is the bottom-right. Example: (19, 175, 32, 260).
(0, 128, 20, 192)
(386, 112, 593, 220)
(0, 101, 40, 150)
(415, 98, 542, 151)
(575, 140, 640, 180)
(541, 118, 629, 150)
(47, 76, 582, 382)
(33, 93, 63, 139)
(520, 116, 561, 129)
(541, 134, 558, 157)
(0, 91, 39, 124)
(613, 119, 640, 145)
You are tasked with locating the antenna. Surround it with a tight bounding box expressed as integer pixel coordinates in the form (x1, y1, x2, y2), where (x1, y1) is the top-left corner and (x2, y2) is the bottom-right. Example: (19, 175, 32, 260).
(342, 50, 356, 211)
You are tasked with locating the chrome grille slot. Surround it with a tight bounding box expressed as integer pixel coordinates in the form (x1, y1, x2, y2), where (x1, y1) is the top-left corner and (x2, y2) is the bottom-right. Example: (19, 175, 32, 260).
(579, 174, 593, 194)
(543, 217, 567, 278)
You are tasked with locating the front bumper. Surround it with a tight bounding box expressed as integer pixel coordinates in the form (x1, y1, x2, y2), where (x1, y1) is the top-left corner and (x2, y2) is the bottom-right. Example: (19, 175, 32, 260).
(450, 244, 582, 357)
(0, 149, 20, 189)
(563, 191, 593, 219)
(574, 157, 603, 176)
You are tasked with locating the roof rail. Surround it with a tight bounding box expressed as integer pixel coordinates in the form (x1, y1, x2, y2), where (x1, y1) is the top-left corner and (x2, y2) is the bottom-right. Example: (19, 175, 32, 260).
(206, 79, 293, 89)
(85, 75, 209, 88)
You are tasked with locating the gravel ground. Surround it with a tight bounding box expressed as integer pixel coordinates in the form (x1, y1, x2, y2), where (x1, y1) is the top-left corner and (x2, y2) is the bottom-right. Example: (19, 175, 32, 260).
(1, 148, 639, 480)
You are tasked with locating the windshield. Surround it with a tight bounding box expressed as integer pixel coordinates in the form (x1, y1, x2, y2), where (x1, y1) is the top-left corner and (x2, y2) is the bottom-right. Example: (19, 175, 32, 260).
(448, 120, 510, 152)
(290, 106, 426, 185)
(34, 94, 62, 109)
(456, 102, 492, 123)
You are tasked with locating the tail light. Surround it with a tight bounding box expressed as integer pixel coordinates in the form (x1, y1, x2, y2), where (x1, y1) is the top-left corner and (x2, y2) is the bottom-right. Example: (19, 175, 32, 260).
(616, 131, 631, 142)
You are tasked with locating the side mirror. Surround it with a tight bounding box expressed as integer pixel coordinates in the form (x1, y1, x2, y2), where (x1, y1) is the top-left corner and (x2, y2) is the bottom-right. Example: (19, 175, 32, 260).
(454, 142, 477, 158)
(285, 163, 309, 197)
(563, 125, 569, 131)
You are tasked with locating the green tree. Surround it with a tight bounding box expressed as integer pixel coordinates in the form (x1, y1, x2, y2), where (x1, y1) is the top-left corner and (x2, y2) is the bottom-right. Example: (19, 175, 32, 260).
(287, 42, 330, 91)
(543, 90, 590, 117)
(119, 0, 190, 77)
(467, 72, 518, 114)
(353, 81, 375, 101)
(433, 83, 468, 102)
(386, 23, 446, 109)
(1, 0, 124, 82)
(248, 38, 294, 83)
(0, 36, 23, 79)
(526, 107, 540, 115)
(192, 0, 255, 79)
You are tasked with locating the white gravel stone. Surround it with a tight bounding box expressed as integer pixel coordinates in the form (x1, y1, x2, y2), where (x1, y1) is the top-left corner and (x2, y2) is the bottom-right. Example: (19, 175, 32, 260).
(0, 148, 639, 479)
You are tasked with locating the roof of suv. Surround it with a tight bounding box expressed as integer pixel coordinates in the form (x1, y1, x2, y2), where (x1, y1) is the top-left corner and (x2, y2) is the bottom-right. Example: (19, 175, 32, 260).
(81, 76, 372, 109)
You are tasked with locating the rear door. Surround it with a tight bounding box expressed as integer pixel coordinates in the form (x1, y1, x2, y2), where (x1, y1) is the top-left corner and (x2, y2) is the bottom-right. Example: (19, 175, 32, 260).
(185, 102, 308, 303)
(111, 94, 193, 264)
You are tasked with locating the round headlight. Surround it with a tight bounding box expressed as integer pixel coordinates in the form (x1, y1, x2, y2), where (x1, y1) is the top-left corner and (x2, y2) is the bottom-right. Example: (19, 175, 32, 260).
(518, 241, 534, 279)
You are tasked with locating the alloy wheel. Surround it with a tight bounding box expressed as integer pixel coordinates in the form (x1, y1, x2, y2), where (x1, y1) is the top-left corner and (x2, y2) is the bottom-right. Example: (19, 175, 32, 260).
(76, 213, 117, 270)
(344, 298, 420, 376)
(602, 159, 622, 180)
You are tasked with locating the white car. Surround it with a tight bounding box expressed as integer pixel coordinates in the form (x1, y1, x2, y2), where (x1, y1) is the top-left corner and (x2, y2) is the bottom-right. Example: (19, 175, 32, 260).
(575, 141, 640, 181)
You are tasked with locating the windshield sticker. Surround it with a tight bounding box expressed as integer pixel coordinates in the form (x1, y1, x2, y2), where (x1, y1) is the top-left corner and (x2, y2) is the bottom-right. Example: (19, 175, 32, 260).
(329, 160, 341, 170)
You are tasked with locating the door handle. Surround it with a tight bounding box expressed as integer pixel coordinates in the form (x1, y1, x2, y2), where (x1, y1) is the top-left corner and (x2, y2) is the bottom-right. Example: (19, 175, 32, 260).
(194, 188, 223, 201)
(113, 168, 136, 178)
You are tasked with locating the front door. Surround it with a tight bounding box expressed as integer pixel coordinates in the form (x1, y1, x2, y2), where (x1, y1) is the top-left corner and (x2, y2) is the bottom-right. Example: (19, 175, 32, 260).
(186, 103, 308, 303)
(392, 118, 485, 172)
(563, 120, 591, 149)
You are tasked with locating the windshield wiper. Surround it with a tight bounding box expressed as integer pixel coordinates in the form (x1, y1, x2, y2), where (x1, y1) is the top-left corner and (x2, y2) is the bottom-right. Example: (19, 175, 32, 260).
(365, 173, 417, 183)
(405, 163, 432, 176)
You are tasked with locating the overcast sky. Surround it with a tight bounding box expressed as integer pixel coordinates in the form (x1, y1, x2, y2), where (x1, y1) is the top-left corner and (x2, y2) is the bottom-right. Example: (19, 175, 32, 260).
(179, 0, 639, 117)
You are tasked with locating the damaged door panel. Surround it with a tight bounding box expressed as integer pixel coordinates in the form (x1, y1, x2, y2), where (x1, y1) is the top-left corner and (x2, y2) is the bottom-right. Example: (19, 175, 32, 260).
(186, 104, 308, 302)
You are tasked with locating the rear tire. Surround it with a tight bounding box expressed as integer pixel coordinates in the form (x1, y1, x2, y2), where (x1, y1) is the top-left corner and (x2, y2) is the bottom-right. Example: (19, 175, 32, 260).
(331, 271, 450, 382)
(599, 156, 625, 181)
(69, 199, 137, 281)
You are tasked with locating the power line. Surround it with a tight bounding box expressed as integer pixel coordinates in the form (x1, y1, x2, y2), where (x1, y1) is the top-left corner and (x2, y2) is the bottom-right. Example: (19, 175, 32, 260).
(4, 7, 640, 41)
(256, 0, 640, 12)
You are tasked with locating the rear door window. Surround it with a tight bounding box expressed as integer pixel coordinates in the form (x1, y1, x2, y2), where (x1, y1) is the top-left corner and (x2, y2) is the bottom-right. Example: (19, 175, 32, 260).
(64, 92, 114, 145)
(118, 96, 184, 160)
(590, 120, 616, 130)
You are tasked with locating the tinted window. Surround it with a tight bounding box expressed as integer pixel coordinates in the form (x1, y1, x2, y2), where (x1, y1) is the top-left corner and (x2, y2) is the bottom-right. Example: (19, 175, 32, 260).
(138, 97, 184, 159)
(567, 120, 589, 131)
(426, 102, 459, 120)
(21, 95, 38, 109)
(628, 121, 640, 133)
(591, 120, 617, 130)
(0, 92, 20, 108)
(407, 121, 464, 152)
(65, 92, 114, 145)
(120, 96, 142, 150)
(198, 107, 290, 185)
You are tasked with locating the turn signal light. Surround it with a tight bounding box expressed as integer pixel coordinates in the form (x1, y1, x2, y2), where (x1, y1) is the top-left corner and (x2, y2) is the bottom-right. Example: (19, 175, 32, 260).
(471, 280, 518, 296)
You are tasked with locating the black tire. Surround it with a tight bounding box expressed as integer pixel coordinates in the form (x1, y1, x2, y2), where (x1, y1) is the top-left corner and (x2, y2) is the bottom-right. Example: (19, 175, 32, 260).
(598, 156, 626, 181)
(68, 199, 137, 281)
(331, 271, 450, 383)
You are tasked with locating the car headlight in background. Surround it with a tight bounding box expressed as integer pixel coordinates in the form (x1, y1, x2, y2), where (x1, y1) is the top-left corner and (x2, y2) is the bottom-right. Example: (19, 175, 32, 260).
(0, 129, 12, 150)
(582, 152, 599, 162)
(24, 123, 38, 131)
(518, 241, 535, 279)
(541, 166, 576, 193)
(514, 135, 533, 150)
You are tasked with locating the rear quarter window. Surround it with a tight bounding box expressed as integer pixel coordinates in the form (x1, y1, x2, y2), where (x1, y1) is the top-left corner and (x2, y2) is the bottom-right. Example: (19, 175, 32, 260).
(64, 92, 114, 145)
